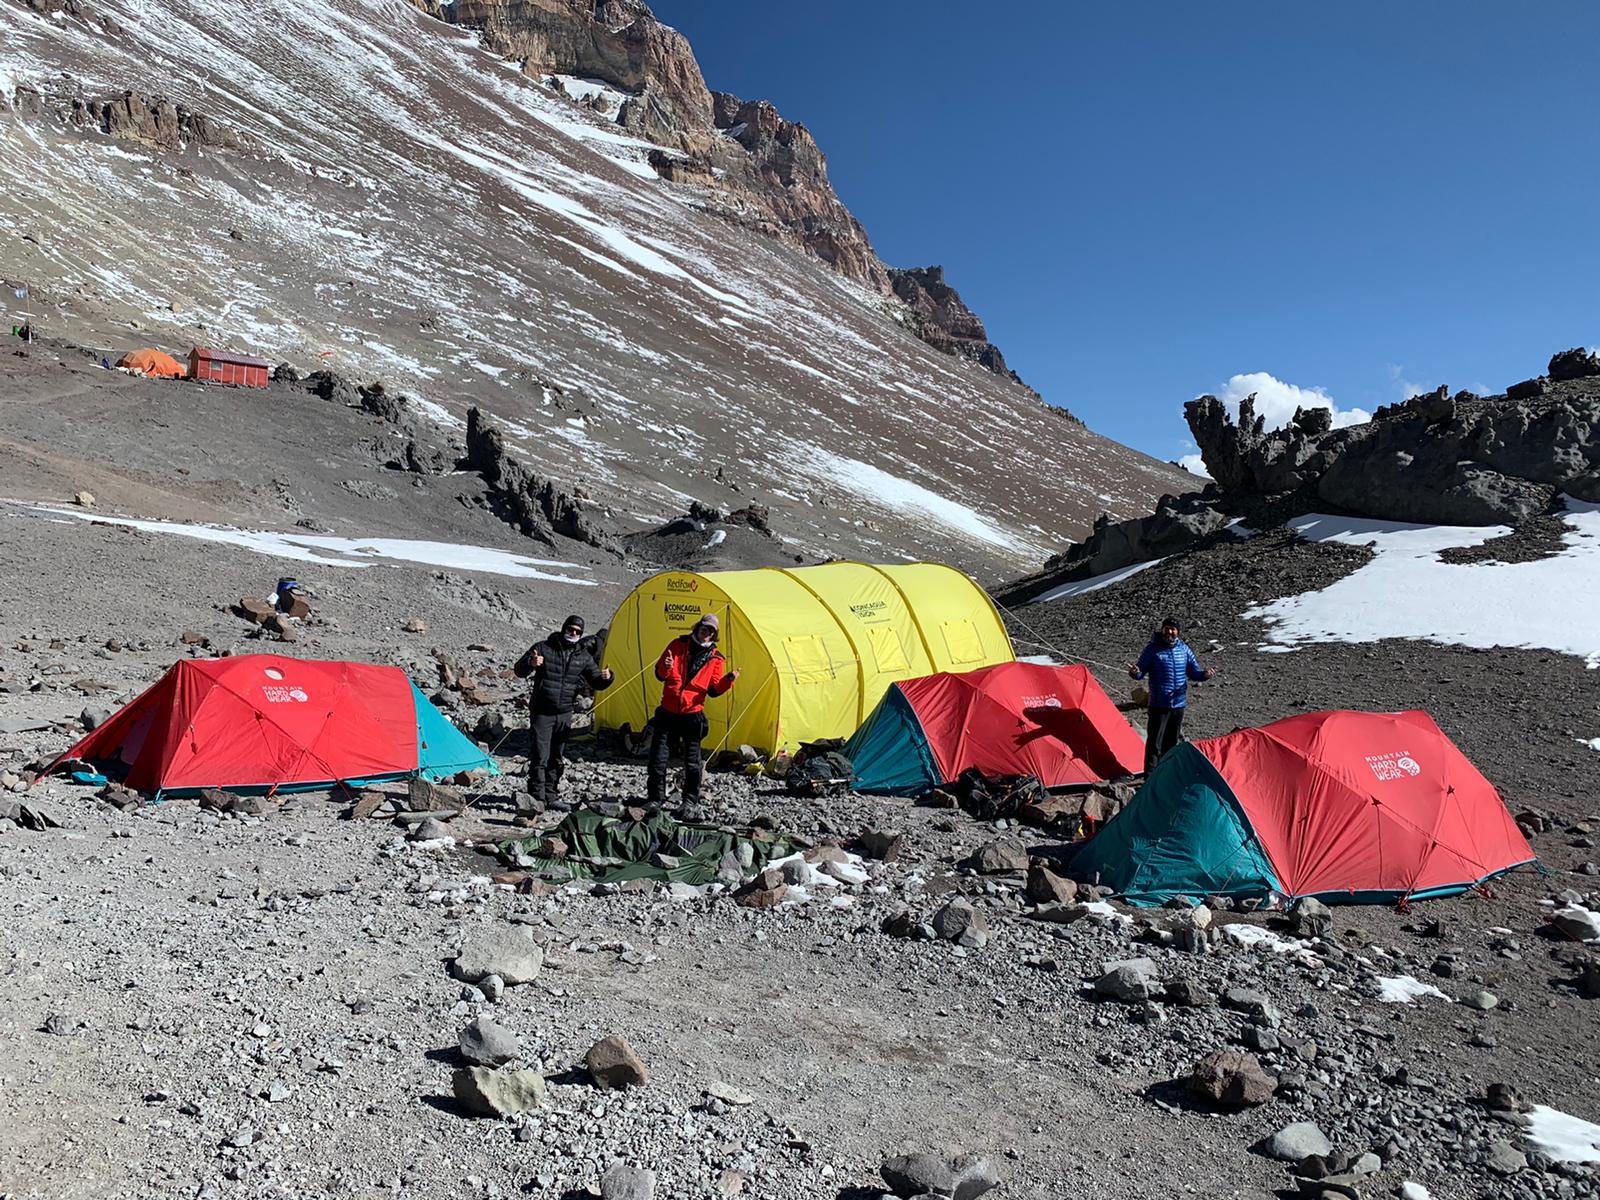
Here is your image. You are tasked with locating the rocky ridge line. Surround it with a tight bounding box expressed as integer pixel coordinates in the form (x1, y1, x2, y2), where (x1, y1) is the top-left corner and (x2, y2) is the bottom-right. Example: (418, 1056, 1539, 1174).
(407, 0, 1026, 387)
(998, 347, 1600, 602)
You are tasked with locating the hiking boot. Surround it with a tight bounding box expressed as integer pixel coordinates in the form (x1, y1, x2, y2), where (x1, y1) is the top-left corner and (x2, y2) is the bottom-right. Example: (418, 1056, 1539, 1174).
(512, 814, 540, 829)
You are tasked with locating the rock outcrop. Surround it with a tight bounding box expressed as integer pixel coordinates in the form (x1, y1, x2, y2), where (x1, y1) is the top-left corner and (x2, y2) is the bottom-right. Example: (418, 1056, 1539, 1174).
(413, 0, 1026, 382)
(9, 80, 247, 152)
(1001, 348, 1600, 602)
(888, 267, 1031, 389)
(464, 406, 618, 552)
(1186, 364, 1600, 526)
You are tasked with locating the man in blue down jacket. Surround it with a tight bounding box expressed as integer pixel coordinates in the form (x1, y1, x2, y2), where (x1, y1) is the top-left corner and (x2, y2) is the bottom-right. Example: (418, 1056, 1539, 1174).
(1126, 615, 1218, 774)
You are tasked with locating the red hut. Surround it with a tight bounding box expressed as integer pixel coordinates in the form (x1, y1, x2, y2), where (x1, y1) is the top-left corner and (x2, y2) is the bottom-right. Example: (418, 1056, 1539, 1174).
(188, 347, 271, 388)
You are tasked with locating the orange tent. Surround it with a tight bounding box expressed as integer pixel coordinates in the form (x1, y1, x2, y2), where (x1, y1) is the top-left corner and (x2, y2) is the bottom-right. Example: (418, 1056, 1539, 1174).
(116, 349, 186, 379)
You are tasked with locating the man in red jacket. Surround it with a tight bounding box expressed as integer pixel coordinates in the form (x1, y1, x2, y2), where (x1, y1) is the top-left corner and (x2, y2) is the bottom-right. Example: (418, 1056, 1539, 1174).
(647, 612, 740, 808)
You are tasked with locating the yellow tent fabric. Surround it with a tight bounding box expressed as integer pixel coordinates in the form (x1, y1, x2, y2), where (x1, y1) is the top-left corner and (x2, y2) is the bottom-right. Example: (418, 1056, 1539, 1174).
(596, 561, 1015, 756)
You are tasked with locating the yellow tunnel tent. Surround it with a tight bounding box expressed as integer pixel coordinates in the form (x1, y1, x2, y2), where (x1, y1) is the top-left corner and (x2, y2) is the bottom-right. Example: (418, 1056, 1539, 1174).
(596, 561, 1015, 756)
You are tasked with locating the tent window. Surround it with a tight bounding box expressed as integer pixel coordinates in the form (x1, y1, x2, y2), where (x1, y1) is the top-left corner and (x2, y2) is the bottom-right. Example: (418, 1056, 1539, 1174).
(782, 634, 836, 683)
(866, 625, 911, 672)
(941, 619, 985, 665)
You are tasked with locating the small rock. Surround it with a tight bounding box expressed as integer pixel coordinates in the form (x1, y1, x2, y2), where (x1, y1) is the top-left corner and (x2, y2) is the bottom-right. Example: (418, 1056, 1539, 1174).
(1026, 862, 1078, 905)
(950, 1153, 1000, 1200)
(452, 929, 544, 985)
(1486, 1139, 1527, 1176)
(79, 706, 111, 731)
(1462, 989, 1498, 1011)
(1264, 1122, 1332, 1162)
(586, 1034, 649, 1090)
(971, 836, 1029, 874)
(600, 1163, 657, 1200)
(932, 899, 990, 948)
(1094, 957, 1159, 1002)
(1547, 905, 1600, 942)
(458, 1017, 519, 1067)
(1289, 895, 1332, 937)
(409, 817, 453, 841)
(1188, 1049, 1277, 1108)
(451, 1066, 546, 1117)
(856, 828, 904, 861)
(73, 490, 95, 509)
(880, 1152, 954, 1198)
(402, 617, 427, 634)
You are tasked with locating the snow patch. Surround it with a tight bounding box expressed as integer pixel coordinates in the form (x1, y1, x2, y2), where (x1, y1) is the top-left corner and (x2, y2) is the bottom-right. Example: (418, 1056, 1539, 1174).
(14, 503, 595, 584)
(1526, 1106, 1600, 1164)
(1374, 974, 1450, 1004)
(1246, 505, 1600, 666)
(1030, 558, 1163, 604)
(787, 444, 1031, 554)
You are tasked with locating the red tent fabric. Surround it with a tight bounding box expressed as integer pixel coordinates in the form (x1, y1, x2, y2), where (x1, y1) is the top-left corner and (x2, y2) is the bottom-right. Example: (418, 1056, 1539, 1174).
(54, 655, 420, 793)
(1197, 710, 1534, 899)
(898, 661, 1145, 786)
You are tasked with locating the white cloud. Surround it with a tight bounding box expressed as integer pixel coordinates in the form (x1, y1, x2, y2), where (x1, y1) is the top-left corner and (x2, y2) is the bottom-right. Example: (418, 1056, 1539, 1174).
(1209, 371, 1370, 431)
(1178, 453, 1211, 478)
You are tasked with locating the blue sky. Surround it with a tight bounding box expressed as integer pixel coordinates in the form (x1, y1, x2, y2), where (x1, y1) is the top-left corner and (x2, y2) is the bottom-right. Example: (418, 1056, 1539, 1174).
(656, 2, 1600, 464)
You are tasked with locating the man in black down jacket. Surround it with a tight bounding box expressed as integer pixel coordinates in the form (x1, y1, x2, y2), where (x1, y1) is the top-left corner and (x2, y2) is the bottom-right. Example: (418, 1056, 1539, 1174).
(513, 614, 612, 815)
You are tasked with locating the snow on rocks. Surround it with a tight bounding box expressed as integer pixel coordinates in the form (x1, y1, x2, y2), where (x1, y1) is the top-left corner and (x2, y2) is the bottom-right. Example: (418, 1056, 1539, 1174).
(1525, 1105, 1600, 1164)
(1374, 975, 1451, 1004)
(1545, 904, 1600, 942)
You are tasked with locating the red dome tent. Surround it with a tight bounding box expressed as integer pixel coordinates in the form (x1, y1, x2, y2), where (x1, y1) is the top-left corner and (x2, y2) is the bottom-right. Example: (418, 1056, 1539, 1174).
(46, 655, 495, 795)
(844, 661, 1145, 795)
(1072, 710, 1535, 905)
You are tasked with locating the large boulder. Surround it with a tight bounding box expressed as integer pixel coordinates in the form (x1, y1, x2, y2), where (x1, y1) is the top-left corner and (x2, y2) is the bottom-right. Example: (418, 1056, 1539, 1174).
(1549, 347, 1600, 381)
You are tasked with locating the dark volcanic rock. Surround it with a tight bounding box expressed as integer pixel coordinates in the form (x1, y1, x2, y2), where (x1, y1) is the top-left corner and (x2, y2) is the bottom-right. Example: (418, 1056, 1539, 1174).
(1184, 374, 1600, 525)
(465, 407, 617, 552)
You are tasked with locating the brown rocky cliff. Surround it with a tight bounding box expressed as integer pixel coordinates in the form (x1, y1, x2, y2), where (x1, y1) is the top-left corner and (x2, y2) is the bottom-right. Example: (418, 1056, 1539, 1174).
(888, 266, 1025, 388)
(411, 0, 1031, 385)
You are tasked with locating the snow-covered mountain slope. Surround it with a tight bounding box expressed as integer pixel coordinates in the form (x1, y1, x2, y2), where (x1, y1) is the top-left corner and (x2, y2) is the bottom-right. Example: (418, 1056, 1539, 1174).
(0, 0, 1189, 577)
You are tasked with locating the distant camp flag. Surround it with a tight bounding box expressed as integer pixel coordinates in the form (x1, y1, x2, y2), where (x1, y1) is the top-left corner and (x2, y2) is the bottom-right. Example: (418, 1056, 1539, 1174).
(45, 655, 497, 795)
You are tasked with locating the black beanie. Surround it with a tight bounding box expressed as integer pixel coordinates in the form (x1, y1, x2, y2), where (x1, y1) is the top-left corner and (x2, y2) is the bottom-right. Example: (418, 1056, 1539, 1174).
(563, 614, 585, 632)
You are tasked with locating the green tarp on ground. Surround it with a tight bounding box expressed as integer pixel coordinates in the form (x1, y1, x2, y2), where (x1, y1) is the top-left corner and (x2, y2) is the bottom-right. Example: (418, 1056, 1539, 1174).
(499, 808, 797, 885)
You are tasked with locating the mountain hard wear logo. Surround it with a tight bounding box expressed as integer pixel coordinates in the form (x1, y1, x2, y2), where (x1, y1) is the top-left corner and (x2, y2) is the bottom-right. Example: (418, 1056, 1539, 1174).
(1022, 693, 1062, 708)
(1366, 752, 1421, 781)
(262, 685, 310, 704)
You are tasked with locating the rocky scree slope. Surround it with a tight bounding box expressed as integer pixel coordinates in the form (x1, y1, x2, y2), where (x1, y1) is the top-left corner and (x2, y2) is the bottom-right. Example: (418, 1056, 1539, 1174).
(0, 0, 1184, 577)
(1000, 347, 1600, 598)
(409, 0, 1026, 385)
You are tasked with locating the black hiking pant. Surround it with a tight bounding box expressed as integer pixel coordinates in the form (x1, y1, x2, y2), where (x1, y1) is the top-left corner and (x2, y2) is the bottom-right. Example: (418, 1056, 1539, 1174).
(523, 710, 572, 810)
(1144, 706, 1186, 774)
(647, 708, 706, 805)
